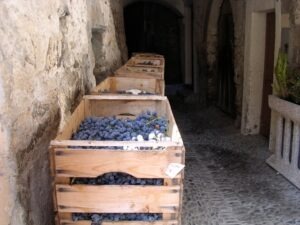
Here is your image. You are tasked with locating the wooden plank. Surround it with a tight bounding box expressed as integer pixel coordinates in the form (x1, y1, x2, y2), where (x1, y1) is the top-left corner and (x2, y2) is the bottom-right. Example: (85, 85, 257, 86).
(60, 221, 90, 225)
(56, 185, 180, 213)
(157, 80, 165, 96)
(132, 52, 164, 59)
(60, 220, 178, 225)
(125, 66, 163, 74)
(57, 101, 85, 140)
(54, 147, 184, 178)
(83, 95, 166, 101)
(114, 67, 163, 80)
(126, 57, 165, 68)
(103, 221, 178, 225)
(112, 77, 159, 94)
(92, 77, 165, 96)
(89, 100, 159, 118)
(51, 140, 182, 148)
(165, 101, 183, 144)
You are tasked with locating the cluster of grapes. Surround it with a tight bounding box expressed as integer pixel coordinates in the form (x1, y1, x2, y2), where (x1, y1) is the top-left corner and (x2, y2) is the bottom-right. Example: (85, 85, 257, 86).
(71, 112, 167, 223)
(72, 111, 169, 142)
(72, 173, 163, 186)
(72, 213, 162, 224)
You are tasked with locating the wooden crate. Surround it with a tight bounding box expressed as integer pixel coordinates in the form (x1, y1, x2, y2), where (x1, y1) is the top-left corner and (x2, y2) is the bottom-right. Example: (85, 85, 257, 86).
(114, 55, 165, 79)
(91, 76, 165, 96)
(132, 52, 164, 59)
(126, 56, 165, 69)
(50, 95, 185, 225)
(114, 65, 164, 80)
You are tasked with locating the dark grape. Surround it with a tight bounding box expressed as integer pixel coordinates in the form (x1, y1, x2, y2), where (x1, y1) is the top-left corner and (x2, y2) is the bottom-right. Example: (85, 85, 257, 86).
(72, 111, 169, 145)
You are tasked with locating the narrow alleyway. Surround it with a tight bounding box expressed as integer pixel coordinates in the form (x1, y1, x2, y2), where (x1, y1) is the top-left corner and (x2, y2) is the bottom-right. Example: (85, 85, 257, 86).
(171, 99, 300, 225)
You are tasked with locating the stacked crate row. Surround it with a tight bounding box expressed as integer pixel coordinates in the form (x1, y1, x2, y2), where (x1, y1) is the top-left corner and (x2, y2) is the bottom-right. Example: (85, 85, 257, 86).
(115, 54, 165, 80)
(49, 53, 185, 225)
(94, 53, 165, 96)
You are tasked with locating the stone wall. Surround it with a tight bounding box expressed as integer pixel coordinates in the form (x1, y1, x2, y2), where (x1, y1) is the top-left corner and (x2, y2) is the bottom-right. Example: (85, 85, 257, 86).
(89, 0, 128, 83)
(0, 1, 125, 225)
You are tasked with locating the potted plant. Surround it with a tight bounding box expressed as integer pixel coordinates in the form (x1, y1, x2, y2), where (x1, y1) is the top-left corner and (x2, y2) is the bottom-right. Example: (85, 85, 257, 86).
(267, 51, 300, 188)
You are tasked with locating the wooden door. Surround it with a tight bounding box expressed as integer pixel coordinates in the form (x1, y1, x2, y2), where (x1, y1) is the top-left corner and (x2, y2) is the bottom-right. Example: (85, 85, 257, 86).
(260, 12, 276, 137)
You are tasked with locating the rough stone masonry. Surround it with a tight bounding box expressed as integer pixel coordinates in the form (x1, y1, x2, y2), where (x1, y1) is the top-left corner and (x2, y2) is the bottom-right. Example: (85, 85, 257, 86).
(0, 1, 126, 225)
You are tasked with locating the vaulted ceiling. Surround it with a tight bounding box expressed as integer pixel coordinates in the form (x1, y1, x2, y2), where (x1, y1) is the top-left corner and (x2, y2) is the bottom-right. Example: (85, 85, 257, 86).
(122, 0, 185, 16)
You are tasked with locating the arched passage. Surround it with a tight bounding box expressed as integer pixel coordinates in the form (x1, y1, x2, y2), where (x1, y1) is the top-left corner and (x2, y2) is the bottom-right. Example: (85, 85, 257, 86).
(206, 0, 245, 121)
(216, 0, 236, 117)
(124, 1, 184, 84)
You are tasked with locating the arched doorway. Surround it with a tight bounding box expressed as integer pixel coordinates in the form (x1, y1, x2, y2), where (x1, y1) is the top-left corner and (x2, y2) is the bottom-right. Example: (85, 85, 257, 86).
(216, 0, 236, 117)
(124, 2, 183, 84)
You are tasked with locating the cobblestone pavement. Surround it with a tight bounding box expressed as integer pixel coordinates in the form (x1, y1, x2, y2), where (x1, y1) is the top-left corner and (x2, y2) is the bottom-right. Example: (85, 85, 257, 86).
(172, 102, 300, 225)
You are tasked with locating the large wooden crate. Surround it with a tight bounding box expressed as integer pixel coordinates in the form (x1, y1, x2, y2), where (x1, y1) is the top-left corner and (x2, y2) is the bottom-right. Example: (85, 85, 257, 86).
(91, 76, 165, 96)
(50, 95, 185, 225)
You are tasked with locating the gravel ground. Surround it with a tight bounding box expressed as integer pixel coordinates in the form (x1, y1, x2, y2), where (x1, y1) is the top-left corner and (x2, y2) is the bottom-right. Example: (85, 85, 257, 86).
(171, 100, 300, 225)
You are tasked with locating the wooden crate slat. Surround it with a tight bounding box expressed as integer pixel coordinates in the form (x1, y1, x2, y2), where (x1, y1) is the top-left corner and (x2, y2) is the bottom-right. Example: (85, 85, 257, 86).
(90, 100, 157, 117)
(92, 77, 165, 96)
(84, 95, 167, 100)
(126, 57, 165, 68)
(125, 66, 163, 74)
(54, 147, 183, 178)
(51, 140, 182, 148)
(60, 221, 90, 225)
(56, 185, 180, 213)
(114, 67, 164, 80)
(102, 221, 178, 225)
(132, 52, 164, 59)
(60, 220, 178, 225)
(165, 101, 183, 145)
(57, 101, 85, 140)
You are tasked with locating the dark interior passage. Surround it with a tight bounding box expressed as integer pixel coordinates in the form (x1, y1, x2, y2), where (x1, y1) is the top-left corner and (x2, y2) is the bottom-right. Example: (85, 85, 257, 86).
(216, 0, 236, 117)
(124, 2, 183, 84)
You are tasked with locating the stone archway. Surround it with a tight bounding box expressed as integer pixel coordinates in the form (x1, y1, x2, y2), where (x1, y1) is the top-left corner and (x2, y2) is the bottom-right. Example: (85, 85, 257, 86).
(123, 0, 185, 84)
(123, 0, 184, 17)
(206, 0, 245, 123)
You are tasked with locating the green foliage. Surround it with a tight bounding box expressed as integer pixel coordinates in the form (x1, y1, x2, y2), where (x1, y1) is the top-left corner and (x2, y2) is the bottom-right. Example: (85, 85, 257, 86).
(288, 70, 300, 104)
(273, 52, 289, 99)
(273, 52, 300, 105)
